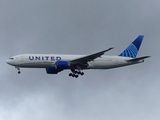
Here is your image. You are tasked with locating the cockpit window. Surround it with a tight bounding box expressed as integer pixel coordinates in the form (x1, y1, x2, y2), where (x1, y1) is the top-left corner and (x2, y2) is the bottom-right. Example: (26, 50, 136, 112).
(9, 58, 14, 60)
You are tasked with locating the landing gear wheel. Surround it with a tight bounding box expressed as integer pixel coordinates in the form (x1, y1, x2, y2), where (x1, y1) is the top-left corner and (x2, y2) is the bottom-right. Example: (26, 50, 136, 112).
(81, 72, 84, 76)
(77, 71, 81, 74)
(75, 75, 79, 78)
(16, 67, 21, 74)
(69, 73, 72, 76)
(72, 74, 75, 77)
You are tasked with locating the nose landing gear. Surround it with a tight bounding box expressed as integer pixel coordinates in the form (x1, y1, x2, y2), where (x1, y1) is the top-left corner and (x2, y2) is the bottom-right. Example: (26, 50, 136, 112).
(16, 67, 21, 74)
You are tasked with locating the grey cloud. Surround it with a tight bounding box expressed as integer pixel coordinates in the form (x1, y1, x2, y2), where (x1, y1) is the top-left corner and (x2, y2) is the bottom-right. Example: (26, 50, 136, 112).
(0, 0, 160, 120)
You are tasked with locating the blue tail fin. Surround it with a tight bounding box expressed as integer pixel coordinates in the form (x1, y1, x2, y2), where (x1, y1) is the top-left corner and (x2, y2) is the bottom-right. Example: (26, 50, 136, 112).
(119, 35, 144, 58)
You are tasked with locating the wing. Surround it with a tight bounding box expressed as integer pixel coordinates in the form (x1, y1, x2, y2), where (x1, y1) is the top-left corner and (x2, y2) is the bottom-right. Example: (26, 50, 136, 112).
(70, 47, 114, 65)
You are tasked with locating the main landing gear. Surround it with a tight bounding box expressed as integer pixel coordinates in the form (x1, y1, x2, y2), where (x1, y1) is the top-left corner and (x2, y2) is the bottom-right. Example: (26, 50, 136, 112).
(69, 69, 84, 78)
(16, 67, 21, 74)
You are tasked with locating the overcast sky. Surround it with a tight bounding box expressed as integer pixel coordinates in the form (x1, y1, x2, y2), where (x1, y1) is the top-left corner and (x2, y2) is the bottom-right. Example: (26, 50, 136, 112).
(0, 0, 160, 120)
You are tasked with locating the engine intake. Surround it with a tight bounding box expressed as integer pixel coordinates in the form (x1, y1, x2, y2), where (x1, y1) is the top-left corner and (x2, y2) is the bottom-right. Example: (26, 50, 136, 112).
(46, 60, 69, 74)
(46, 68, 63, 74)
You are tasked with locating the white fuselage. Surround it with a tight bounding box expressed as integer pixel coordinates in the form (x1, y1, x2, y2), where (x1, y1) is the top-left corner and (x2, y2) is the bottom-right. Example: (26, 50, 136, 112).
(6, 54, 142, 69)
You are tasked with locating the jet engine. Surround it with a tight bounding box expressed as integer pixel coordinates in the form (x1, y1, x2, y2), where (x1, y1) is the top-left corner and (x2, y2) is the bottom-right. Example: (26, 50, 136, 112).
(46, 61, 69, 74)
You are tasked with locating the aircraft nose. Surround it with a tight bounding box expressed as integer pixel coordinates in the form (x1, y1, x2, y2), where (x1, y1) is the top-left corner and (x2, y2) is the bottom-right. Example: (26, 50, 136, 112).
(6, 59, 11, 64)
(6, 58, 14, 65)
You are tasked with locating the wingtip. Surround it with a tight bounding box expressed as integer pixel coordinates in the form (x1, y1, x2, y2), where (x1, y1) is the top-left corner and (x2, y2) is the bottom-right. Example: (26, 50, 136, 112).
(109, 47, 114, 50)
(146, 56, 151, 58)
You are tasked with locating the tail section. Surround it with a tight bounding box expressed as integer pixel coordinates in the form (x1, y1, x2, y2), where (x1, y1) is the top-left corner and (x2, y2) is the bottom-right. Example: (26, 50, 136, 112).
(119, 35, 144, 58)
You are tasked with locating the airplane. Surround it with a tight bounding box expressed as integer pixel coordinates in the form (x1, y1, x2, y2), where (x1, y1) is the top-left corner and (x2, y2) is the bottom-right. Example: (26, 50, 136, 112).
(7, 35, 150, 78)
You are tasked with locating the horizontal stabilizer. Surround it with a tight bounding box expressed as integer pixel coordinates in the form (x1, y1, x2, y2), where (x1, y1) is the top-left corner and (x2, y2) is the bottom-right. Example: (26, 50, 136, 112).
(126, 56, 150, 62)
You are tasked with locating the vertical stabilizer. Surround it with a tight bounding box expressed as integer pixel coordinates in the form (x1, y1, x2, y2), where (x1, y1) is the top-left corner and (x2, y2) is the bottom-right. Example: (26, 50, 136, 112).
(119, 35, 144, 58)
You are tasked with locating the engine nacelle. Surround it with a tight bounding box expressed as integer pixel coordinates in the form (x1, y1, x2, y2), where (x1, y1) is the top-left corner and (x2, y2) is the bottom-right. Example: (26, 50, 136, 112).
(46, 68, 62, 74)
(46, 61, 69, 74)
